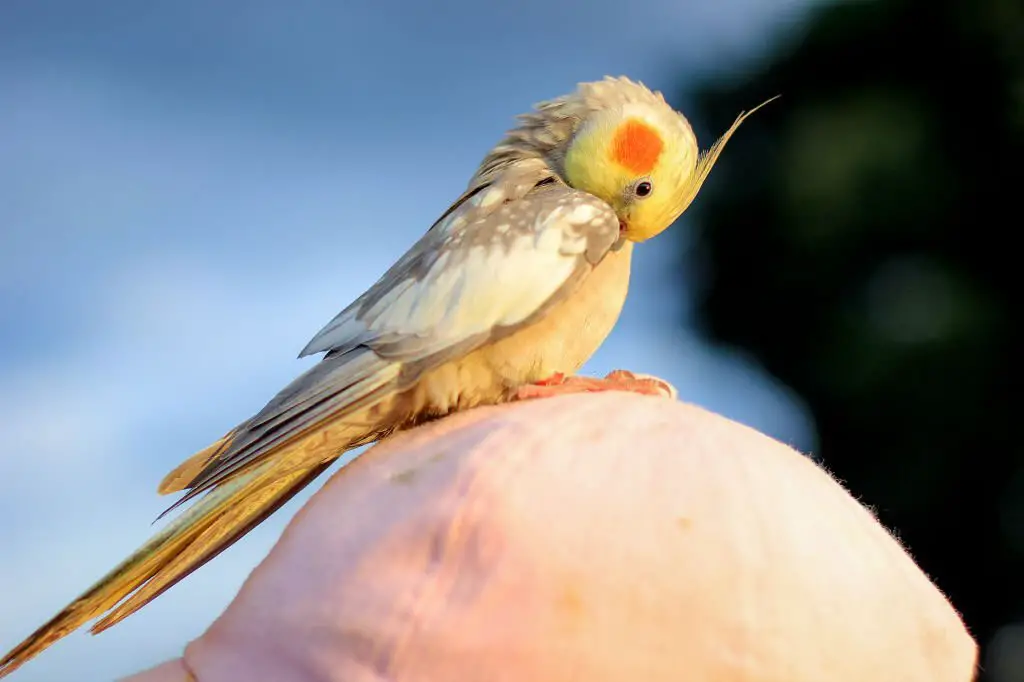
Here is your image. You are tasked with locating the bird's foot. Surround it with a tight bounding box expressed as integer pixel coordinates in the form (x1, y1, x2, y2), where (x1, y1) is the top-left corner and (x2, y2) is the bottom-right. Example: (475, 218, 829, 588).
(514, 370, 677, 401)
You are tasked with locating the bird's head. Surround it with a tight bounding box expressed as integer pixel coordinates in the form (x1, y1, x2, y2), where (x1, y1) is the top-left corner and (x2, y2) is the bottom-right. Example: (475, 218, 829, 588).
(559, 78, 773, 242)
(562, 98, 696, 242)
(477, 77, 773, 243)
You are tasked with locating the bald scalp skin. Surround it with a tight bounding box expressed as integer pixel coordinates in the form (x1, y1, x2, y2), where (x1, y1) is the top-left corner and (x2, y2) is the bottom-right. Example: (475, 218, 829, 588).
(121, 395, 977, 682)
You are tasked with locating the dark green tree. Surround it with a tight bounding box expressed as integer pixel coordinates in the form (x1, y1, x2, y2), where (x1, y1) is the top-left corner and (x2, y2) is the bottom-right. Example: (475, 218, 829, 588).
(683, 0, 1023, 676)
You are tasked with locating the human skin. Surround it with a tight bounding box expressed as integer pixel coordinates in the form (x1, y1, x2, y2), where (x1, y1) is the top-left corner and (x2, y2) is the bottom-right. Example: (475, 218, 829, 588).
(121, 393, 978, 682)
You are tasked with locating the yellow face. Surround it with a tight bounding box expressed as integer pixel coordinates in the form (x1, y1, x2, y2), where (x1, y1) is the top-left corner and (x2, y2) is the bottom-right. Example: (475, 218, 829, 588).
(563, 114, 695, 242)
(562, 95, 774, 243)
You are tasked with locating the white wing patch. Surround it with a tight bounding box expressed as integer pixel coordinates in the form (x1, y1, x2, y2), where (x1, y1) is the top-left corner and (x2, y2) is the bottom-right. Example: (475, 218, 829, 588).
(299, 172, 620, 362)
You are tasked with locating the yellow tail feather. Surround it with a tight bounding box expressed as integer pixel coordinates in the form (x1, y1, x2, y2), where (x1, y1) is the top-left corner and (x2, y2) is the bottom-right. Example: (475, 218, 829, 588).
(0, 351, 399, 678)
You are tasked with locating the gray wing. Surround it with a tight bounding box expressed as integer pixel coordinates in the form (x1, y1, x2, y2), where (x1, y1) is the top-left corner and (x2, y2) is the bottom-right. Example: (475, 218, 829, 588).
(298, 165, 620, 361)
(171, 162, 622, 504)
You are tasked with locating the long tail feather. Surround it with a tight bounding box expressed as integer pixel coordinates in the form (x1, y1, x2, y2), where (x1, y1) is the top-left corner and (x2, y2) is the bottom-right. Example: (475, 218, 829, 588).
(0, 349, 401, 678)
(94, 460, 331, 632)
(0, 458, 330, 679)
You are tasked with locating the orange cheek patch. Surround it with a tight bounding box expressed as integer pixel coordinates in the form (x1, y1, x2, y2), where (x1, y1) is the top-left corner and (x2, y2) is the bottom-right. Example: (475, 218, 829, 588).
(610, 119, 664, 175)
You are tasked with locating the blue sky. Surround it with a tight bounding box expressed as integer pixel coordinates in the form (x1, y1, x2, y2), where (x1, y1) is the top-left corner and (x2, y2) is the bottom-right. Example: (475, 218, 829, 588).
(0, 2, 818, 679)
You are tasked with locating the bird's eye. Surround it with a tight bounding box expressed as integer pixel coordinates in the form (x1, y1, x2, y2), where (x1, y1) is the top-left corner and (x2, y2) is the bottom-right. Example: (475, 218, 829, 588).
(634, 180, 653, 198)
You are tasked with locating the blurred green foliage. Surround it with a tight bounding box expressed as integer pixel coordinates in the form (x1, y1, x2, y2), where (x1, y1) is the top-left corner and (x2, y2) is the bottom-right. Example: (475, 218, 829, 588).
(684, 0, 1023, 676)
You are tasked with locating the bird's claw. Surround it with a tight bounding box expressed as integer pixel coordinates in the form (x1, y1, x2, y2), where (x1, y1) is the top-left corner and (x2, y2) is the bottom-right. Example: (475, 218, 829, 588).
(514, 369, 677, 401)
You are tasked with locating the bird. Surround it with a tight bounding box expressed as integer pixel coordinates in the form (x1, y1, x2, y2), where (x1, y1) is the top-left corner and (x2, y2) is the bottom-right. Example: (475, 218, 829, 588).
(0, 76, 772, 677)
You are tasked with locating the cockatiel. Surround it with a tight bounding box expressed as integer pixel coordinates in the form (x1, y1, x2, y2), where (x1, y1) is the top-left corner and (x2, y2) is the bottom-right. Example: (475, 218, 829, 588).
(0, 76, 771, 677)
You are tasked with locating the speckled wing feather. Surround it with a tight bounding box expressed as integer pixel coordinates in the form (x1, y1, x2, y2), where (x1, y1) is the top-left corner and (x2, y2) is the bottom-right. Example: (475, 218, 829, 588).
(299, 161, 620, 361)
(172, 161, 622, 504)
